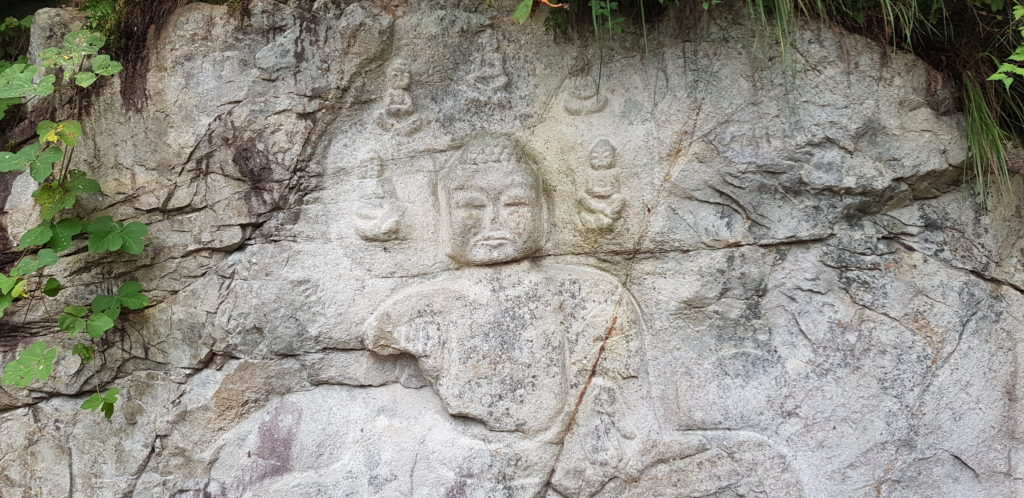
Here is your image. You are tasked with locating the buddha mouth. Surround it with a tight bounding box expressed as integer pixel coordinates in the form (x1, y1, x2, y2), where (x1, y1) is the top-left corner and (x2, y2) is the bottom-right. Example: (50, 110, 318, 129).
(474, 234, 515, 248)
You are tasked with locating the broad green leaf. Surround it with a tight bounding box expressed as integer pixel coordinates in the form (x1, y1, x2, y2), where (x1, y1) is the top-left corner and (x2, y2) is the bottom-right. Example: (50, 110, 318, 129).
(0, 63, 39, 99)
(512, 0, 534, 23)
(33, 183, 75, 220)
(10, 279, 26, 298)
(30, 146, 63, 182)
(0, 274, 18, 294)
(49, 218, 84, 252)
(63, 30, 105, 54)
(81, 392, 103, 410)
(0, 293, 12, 318)
(0, 151, 24, 172)
(101, 387, 119, 403)
(2, 342, 57, 387)
(72, 343, 92, 363)
(75, 71, 97, 88)
(86, 216, 122, 252)
(121, 222, 148, 255)
(91, 54, 122, 76)
(37, 120, 58, 142)
(64, 305, 89, 317)
(36, 120, 81, 146)
(0, 142, 38, 173)
(117, 281, 148, 309)
(33, 74, 55, 97)
(39, 47, 63, 68)
(66, 170, 101, 194)
(11, 248, 58, 277)
(42, 277, 61, 297)
(0, 96, 21, 120)
(85, 312, 114, 339)
(17, 223, 53, 249)
(92, 294, 121, 320)
(59, 312, 85, 336)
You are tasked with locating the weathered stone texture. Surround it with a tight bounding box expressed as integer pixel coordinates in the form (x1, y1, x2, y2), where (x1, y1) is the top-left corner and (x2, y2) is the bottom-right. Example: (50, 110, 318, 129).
(1, 1, 1022, 497)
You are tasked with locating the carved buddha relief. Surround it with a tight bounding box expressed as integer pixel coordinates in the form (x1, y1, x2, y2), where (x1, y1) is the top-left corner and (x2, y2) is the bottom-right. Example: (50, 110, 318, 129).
(563, 56, 607, 116)
(361, 135, 804, 496)
(377, 58, 422, 135)
(578, 138, 626, 231)
(465, 30, 509, 105)
(352, 155, 402, 242)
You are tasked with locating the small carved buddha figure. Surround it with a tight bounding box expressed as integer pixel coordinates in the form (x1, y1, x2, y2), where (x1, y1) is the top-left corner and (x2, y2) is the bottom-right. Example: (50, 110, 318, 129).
(579, 138, 625, 230)
(563, 56, 608, 116)
(466, 31, 509, 98)
(364, 136, 707, 496)
(352, 156, 402, 242)
(378, 58, 421, 134)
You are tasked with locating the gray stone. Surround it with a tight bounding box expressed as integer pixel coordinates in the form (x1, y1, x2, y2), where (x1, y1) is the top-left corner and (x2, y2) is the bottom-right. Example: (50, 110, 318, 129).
(0, 1, 1021, 497)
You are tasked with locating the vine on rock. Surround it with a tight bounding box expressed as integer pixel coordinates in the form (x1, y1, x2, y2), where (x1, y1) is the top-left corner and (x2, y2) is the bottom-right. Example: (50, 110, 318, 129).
(0, 24, 148, 419)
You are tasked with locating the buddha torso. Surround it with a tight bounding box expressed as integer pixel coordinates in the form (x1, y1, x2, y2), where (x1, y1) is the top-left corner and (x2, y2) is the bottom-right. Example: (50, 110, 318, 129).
(365, 260, 640, 439)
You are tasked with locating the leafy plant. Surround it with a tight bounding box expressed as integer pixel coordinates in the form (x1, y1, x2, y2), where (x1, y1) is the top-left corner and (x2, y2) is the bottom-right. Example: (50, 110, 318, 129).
(81, 387, 119, 418)
(989, 3, 1024, 89)
(0, 26, 149, 419)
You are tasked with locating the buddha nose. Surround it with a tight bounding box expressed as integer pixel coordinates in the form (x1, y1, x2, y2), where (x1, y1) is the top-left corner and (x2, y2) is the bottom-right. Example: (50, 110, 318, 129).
(484, 204, 502, 229)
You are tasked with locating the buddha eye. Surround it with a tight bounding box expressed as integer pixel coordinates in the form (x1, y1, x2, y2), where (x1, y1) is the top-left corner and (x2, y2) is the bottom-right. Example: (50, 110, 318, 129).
(503, 198, 528, 207)
(455, 197, 486, 209)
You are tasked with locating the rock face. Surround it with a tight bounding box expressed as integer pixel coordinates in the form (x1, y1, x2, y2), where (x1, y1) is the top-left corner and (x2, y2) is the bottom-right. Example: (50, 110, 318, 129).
(1, 1, 1022, 497)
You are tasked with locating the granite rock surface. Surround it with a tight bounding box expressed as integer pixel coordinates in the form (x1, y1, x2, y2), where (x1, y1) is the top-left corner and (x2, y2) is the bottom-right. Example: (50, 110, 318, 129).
(0, 1, 1022, 497)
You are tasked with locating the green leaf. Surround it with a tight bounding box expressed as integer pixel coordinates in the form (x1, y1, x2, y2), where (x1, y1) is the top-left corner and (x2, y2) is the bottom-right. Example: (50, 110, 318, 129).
(33, 74, 55, 97)
(75, 71, 97, 88)
(0, 293, 12, 318)
(2, 342, 57, 387)
(0, 274, 18, 294)
(0, 96, 21, 120)
(30, 145, 63, 182)
(117, 281, 148, 309)
(91, 54, 122, 76)
(36, 120, 57, 141)
(43, 277, 61, 297)
(512, 0, 534, 23)
(91, 294, 120, 320)
(64, 305, 89, 317)
(1015, 4, 1024, 20)
(86, 216, 123, 253)
(59, 313, 85, 336)
(72, 343, 92, 364)
(49, 218, 84, 252)
(37, 120, 81, 147)
(81, 392, 103, 410)
(120, 222, 148, 255)
(39, 47, 64, 68)
(33, 183, 76, 220)
(0, 142, 38, 173)
(0, 63, 39, 99)
(11, 248, 59, 277)
(66, 170, 101, 194)
(17, 223, 53, 249)
(63, 30, 105, 55)
(85, 312, 114, 339)
(29, 160, 53, 182)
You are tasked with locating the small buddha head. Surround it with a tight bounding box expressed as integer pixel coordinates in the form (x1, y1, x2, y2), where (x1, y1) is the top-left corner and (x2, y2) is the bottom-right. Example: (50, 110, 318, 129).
(437, 136, 546, 266)
(589, 139, 616, 170)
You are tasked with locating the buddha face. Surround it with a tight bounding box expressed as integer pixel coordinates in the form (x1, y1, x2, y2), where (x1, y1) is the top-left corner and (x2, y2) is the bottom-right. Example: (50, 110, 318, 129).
(387, 62, 411, 90)
(440, 159, 545, 266)
(589, 139, 616, 169)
